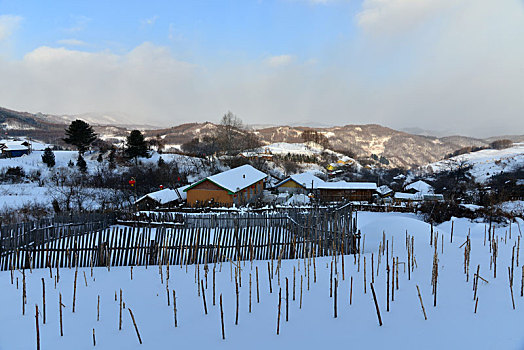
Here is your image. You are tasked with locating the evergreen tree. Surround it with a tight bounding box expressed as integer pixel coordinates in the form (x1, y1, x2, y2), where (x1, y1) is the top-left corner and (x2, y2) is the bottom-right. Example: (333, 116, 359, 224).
(108, 147, 116, 170)
(157, 156, 165, 167)
(68, 160, 74, 167)
(41, 147, 56, 168)
(97, 153, 103, 163)
(125, 130, 149, 163)
(76, 154, 87, 173)
(64, 120, 97, 155)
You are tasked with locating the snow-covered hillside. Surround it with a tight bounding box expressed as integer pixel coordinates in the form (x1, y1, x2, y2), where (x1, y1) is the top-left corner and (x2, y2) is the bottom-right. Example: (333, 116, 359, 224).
(1, 212, 523, 349)
(426, 143, 524, 182)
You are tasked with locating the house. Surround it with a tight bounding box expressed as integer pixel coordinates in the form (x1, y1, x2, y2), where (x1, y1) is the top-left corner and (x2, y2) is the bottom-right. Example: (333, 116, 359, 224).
(0, 140, 31, 158)
(184, 165, 267, 207)
(274, 173, 325, 194)
(317, 181, 377, 202)
(134, 185, 189, 210)
(404, 180, 434, 194)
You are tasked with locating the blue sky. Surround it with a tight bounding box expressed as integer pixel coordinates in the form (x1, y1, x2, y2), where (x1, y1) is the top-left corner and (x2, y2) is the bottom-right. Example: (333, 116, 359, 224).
(1, 0, 524, 137)
(2, 0, 359, 63)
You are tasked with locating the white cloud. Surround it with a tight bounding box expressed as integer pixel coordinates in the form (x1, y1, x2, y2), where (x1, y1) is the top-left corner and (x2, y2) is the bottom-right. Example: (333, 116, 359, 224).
(357, 0, 458, 36)
(0, 15, 22, 41)
(141, 16, 159, 27)
(266, 54, 294, 67)
(57, 39, 88, 47)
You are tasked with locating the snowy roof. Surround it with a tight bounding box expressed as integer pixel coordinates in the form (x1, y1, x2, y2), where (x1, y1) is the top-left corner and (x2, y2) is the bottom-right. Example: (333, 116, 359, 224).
(377, 185, 393, 196)
(405, 180, 434, 194)
(136, 185, 189, 205)
(184, 165, 267, 194)
(394, 192, 422, 201)
(318, 181, 377, 190)
(1, 143, 29, 151)
(276, 172, 325, 189)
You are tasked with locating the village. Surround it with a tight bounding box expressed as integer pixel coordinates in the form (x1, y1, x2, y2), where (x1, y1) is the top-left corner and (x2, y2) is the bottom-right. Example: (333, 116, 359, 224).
(1, 1, 524, 348)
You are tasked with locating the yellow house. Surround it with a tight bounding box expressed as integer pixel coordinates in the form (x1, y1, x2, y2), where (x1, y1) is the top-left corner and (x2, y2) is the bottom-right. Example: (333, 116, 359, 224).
(184, 165, 267, 207)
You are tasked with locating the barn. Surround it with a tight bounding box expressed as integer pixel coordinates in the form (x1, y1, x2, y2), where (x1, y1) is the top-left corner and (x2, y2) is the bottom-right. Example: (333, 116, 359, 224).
(184, 165, 267, 207)
(317, 181, 377, 202)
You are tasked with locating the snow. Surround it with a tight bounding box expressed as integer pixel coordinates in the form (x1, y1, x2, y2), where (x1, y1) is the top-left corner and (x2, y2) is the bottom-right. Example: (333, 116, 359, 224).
(497, 201, 524, 216)
(2, 212, 524, 349)
(377, 185, 393, 196)
(427, 143, 524, 183)
(285, 193, 311, 205)
(405, 180, 434, 194)
(394, 192, 422, 201)
(186, 165, 267, 193)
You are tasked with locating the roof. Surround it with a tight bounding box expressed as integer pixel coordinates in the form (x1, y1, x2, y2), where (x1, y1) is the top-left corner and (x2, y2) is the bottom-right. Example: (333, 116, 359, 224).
(394, 192, 422, 201)
(184, 165, 267, 194)
(2, 144, 29, 151)
(317, 181, 377, 190)
(135, 185, 189, 205)
(275, 172, 325, 189)
(405, 180, 434, 194)
(377, 185, 393, 196)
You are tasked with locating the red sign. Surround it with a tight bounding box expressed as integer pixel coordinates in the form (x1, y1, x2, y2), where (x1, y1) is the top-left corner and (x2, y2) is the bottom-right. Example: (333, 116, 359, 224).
(129, 179, 136, 186)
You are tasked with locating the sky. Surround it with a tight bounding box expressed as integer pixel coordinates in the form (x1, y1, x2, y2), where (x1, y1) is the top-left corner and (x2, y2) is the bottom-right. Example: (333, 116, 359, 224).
(0, 0, 523, 137)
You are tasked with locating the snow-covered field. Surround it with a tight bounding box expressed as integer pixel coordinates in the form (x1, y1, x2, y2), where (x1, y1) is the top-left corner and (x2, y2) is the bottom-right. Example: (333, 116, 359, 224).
(1, 212, 523, 349)
(427, 143, 524, 182)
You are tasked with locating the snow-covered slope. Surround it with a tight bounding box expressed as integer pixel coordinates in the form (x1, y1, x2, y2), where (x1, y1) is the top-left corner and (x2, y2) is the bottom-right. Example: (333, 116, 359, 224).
(425, 143, 524, 182)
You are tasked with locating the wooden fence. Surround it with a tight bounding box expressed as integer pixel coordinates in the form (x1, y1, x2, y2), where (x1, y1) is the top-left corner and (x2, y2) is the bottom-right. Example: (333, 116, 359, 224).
(0, 206, 357, 271)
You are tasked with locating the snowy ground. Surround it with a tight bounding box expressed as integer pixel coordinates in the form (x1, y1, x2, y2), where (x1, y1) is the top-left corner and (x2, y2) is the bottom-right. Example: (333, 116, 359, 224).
(427, 143, 524, 183)
(1, 212, 524, 349)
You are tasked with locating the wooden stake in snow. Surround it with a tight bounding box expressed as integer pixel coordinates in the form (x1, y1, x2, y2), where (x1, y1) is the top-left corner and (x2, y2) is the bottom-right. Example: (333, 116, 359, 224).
(508, 267, 516, 310)
(285, 277, 289, 322)
(119, 289, 123, 330)
(128, 308, 142, 344)
(35, 304, 40, 350)
(235, 278, 239, 325)
(72, 270, 78, 313)
(256, 266, 260, 303)
(213, 266, 216, 306)
(59, 293, 64, 337)
(22, 270, 26, 315)
(277, 288, 282, 335)
(220, 294, 225, 339)
(350, 276, 353, 305)
(268, 262, 272, 294)
(370, 283, 383, 326)
(41, 278, 46, 324)
(173, 290, 177, 327)
(474, 297, 479, 314)
(300, 274, 303, 309)
(416, 285, 427, 320)
(334, 278, 338, 318)
(363, 256, 367, 294)
(201, 280, 208, 315)
(97, 295, 100, 321)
